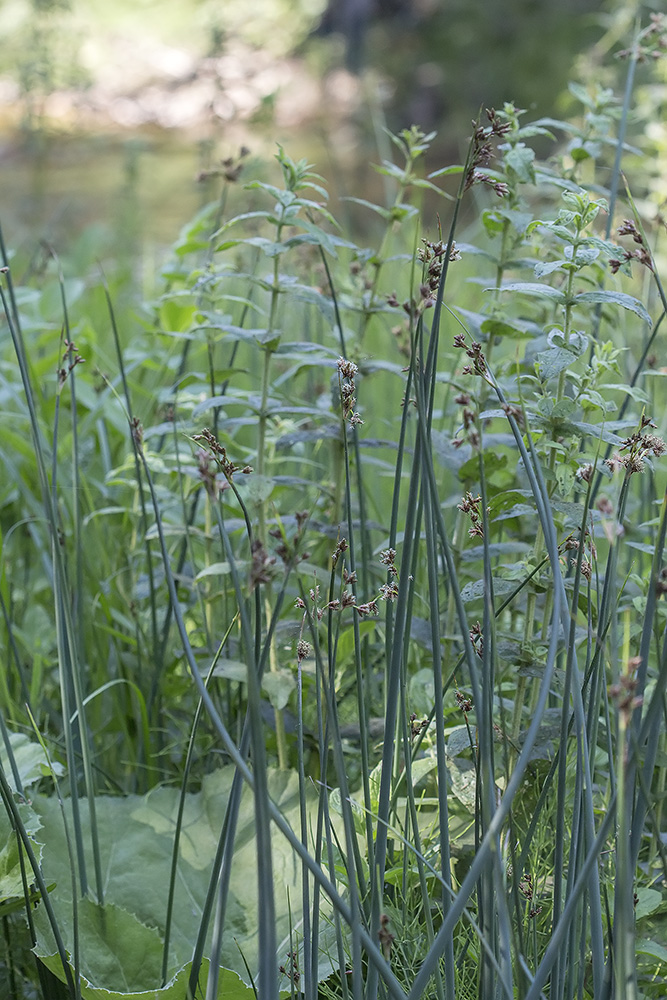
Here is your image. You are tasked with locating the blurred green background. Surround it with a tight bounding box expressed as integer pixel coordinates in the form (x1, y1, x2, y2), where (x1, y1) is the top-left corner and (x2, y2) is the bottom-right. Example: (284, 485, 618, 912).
(0, 0, 641, 256)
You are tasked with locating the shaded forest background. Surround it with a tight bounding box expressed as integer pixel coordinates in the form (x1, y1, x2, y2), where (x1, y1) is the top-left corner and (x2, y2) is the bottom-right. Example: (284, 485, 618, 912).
(0, 0, 619, 251)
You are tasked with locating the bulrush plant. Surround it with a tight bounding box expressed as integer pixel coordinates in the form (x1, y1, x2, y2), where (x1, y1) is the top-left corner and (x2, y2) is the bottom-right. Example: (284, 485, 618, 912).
(2, 14, 667, 1000)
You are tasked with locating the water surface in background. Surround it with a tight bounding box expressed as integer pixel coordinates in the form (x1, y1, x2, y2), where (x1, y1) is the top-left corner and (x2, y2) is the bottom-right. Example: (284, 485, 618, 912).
(0, 0, 606, 267)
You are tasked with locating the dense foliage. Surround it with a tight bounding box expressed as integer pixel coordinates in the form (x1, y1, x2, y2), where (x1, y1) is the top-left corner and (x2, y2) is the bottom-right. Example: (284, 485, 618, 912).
(1, 12, 667, 1000)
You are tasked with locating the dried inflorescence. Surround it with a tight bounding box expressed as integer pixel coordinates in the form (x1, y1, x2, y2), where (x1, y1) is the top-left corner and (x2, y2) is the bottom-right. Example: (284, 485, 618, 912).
(269, 509, 310, 566)
(518, 872, 543, 919)
(193, 427, 253, 488)
(418, 237, 462, 306)
(380, 547, 398, 575)
(469, 620, 484, 657)
(500, 402, 525, 434)
(57, 339, 85, 387)
(131, 416, 143, 450)
(609, 218, 654, 274)
(617, 14, 667, 62)
(337, 356, 363, 427)
(453, 334, 488, 377)
(604, 415, 666, 475)
(575, 463, 594, 483)
(197, 145, 250, 184)
(464, 108, 512, 196)
(386, 237, 461, 319)
(332, 536, 349, 568)
(278, 950, 300, 986)
(409, 712, 429, 742)
(458, 491, 488, 538)
(249, 539, 277, 589)
(296, 639, 311, 663)
(455, 689, 473, 714)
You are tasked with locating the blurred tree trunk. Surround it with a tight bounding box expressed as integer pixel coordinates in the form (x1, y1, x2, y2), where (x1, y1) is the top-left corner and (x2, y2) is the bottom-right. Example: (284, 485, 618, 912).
(314, 0, 414, 72)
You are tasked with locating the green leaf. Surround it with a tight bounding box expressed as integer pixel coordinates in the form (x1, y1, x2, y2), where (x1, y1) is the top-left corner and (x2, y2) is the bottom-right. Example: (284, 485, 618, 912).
(504, 143, 535, 183)
(493, 282, 567, 303)
(343, 197, 392, 221)
(574, 290, 651, 325)
(635, 888, 663, 921)
(636, 937, 667, 963)
(535, 347, 579, 381)
(534, 260, 566, 278)
(31, 769, 328, 987)
(446, 757, 476, 811)
(36, 947, 258, 1000)
(480, 318, 534, 340)
(34, 897, 164, 993)
(460, 579, 516, 603)
(262, 669, 296, 711)
(568, 81, 596, 109)
(194, 562, 231, 582)
(0, 806, 44, 913)
(447, 727, 474, 757)
(238, 473, 275, 504)
(0, 732, 64, 793)
(428, 164, 464, 179)
(211, 659, 248, 682)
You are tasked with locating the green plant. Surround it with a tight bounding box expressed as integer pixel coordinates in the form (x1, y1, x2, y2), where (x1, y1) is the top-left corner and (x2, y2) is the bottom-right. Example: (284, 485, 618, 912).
(1, 11, 667, 1000)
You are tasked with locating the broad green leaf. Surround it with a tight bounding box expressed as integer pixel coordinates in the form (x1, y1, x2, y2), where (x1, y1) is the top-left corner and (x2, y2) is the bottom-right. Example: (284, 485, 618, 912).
(635, 887, 663, 921)
(446, 727, 474, 758)
(493, 282, 567, 302)
(31, 769, 329, 987)
(534, 260, 565, 279)
(34, 897, 164, 993)
(239, 473, 275, 504)
(0, 802, 46, 915)
(194, 561, 231, 581)
(480, 318, 534, 340)
(574, 290, 651, 325)
(262, 669, 296, 711)
(410, 758, 439, 792)
(460, 579, 516, 603)
(211, 660, 248, 682)
(504, 143, 535, 183)
(636, 937, 667, 963)
(446, 757, 476, 811)
(36, 946, 258, 1000)
(535, 346, 579, 381)
(0, 732, 63, 793)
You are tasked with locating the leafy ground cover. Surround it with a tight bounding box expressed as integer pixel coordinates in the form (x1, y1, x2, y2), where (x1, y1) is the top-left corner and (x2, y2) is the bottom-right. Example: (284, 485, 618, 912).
(1, 12, 667, 1000)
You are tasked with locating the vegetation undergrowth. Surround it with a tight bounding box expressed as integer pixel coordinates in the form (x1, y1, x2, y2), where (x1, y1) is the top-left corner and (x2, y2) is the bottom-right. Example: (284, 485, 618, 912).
(1, 12, 667, 1000)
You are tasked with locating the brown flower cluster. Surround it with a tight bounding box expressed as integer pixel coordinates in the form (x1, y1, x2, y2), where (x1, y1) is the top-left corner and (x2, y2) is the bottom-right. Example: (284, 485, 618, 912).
(464, 108, 512, 196)
(249, 538, 276, 589)
(452, 390, 480, 450)
(469, 620, 484, 657)
(453, 334, 488, 377)
(269, 509, 310, 567)
(418, 237, 462, 307)
(458, 491, 488, 538)
(618, 14, 667, 62)
(194, 428, 252, 481)
(337, 356, 363, 427)
(57, 339, 85, 387)
(455, 689, 473, 714)
(604, 415, 666, 475)
(409, 713, 429, 741)
(609, 219, 654, 274)
(386, 238, 461, 319)
(197, 145, 250, 183)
